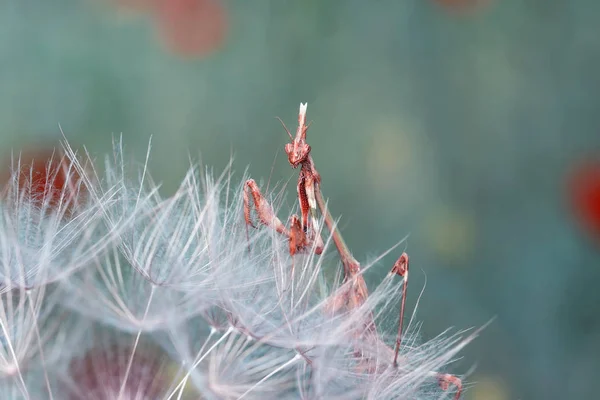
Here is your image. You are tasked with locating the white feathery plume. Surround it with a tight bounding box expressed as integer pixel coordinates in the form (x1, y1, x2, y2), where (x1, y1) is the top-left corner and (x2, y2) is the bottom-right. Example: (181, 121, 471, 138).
(0, 283, 90, 400)
(61, 246, 209, 333)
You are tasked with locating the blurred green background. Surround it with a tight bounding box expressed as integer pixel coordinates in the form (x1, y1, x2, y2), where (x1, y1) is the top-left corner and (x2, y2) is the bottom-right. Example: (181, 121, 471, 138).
(2, 0, 600, 398)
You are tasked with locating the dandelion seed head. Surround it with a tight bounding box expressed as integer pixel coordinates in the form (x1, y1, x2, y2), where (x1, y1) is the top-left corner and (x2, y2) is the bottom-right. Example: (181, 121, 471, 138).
(0, 284, 88, 383)
(0, 135, 485, 400)
(62, 247, 212, 333)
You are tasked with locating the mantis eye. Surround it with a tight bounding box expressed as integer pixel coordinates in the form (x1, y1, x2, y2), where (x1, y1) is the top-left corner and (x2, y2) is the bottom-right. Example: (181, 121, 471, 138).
(285, 143, 293, 154)
(305, 144, 311, 154)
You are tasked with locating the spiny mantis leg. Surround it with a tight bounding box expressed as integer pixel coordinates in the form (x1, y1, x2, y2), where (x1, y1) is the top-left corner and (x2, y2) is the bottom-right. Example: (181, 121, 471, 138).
(296, 173, 310, 233)
(390, 252, 462, 399)
(391, 252, 409, 367)
(243, 178, 289, 237)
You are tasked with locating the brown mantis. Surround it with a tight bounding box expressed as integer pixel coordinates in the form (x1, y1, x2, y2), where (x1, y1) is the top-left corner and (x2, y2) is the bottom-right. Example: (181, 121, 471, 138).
(243, 103, 463, 399)
(243, 103, 324, 257)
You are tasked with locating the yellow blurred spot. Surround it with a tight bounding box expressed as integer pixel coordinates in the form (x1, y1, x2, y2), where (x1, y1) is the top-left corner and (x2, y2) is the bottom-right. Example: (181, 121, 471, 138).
(365, 118, 414, 193)
(423, 207, 476, 264)
(467, 376, 509, 400)
(164, 361, 202, 399)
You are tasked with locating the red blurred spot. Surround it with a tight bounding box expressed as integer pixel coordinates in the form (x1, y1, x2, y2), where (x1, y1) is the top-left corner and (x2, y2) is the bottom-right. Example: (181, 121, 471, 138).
(67, 344, 168, 399)
(568, 159, 600, 240)
(154, 0, 227, 58)
(0, 148, 83, 211)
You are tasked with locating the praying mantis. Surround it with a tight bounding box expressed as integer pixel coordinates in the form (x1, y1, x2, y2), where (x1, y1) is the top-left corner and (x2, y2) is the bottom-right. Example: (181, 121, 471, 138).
(243, 103, 324, 257)
(243, 103, 463, 399)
